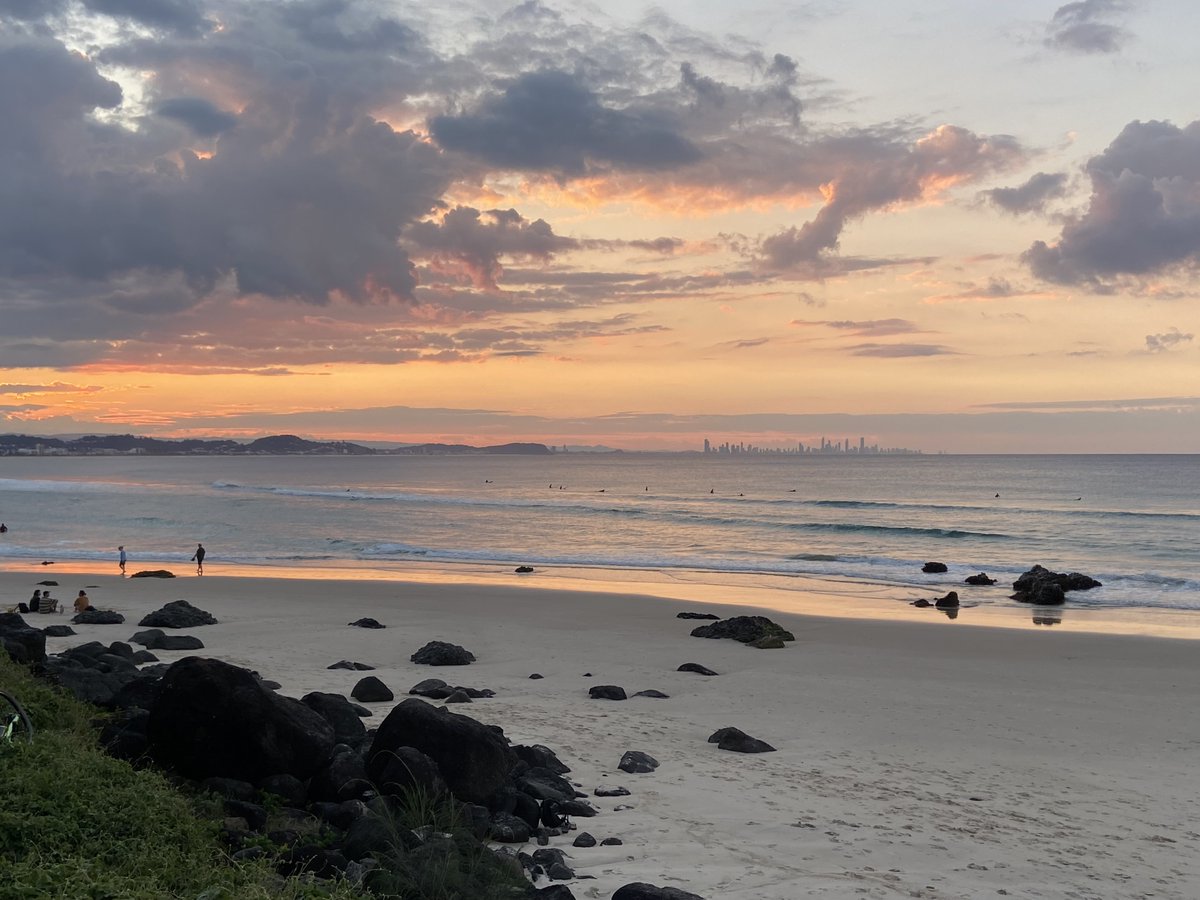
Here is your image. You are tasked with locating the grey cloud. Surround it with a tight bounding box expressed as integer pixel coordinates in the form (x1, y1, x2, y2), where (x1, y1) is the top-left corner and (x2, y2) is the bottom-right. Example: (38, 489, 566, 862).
(848, 343, 954, 358)
(85, 0, 209, 36)
(1045, 0, 1131, 54)
(1145, 328, 1194, 352)
(1025, 120, 1200, 285)
(819, 319, 920, 337)
(156, 97, 238, 136)
(430, 69, 703, 176)
(982, 172, 1070, 214)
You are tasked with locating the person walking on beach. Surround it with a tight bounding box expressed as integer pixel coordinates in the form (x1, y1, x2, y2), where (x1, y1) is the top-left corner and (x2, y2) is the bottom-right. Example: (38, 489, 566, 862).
(191, 543, 206, 575)
(118, 545, 127, 576)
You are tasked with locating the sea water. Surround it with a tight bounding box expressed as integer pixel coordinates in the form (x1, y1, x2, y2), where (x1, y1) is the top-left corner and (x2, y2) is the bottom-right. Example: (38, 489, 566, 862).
(0, 453, 1197, 613)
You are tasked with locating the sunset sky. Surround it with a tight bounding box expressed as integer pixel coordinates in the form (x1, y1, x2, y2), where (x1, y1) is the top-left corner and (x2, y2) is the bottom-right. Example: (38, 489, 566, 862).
(1, 0, 1198, 452)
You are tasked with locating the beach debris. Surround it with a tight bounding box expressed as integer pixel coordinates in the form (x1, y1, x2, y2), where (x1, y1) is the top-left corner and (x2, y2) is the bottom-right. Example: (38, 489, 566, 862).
(301, 692, 367, 748)
(689, 615, 795, 646)
(350, 676, 394, 703)
(72, 609, 126, 626)
(676, 611, 720, 620)
(613, 883, 705, 900)
(0, 611, 47, 665)
(138, 600, 218, 628)
(327, 659, 375, 670)
(41, 624, 75, 637)
(633, 689, 670, 699)
(573, 831, 597, 847)
(921, 561, 949, 573)
(129, 569, 175, 578)
(708, 726, 776, 754)
(515, 565, 534, 573)
(367, 697, 516, 804)
(145, 657, 336, 782)
(595, 785, 631, 797)
(618, 750, 659, 773)
(677, 662, 719, 676)
(1011, 564, 1102, 605)
(965, 572, 997, 585)
(410, 640, 476, 666)
(347, 617, 385, 629)
(588, 684, 627, 700)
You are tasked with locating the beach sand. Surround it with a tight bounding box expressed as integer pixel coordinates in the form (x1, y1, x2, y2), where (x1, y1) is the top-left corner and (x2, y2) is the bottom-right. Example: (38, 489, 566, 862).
(5, 565, 1199, 899)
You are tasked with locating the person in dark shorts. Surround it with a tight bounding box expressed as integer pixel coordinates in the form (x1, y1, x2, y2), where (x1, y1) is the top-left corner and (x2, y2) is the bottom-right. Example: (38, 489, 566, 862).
(191, 543, 206, 575)
(118, 545, 127, 576)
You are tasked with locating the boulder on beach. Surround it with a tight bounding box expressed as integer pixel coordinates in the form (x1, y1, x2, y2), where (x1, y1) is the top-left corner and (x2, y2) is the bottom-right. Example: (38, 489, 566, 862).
(690, 615, 794, 646)
(514, 566, 534, 573)
(676, 611, 720, 620)
(964, 573, 997, 585)
(129, 570, 176, 578)
(921, 561, 948, 573)
(347, 618, 385, 629)
(935, 591, 960, 609)
(410, 640, 476, 666)
(0, 612, 47, 664)
(589, 685, 627, 700)
(677, 662, 719, 676)
(1013, 564, 1102, 594)
(708, 726, 775, 754)
(613, 884, 706, 900)
(618, 750, 659, 773)
(328, 660, 375, 670)
(72, 610, 126, 625)
(351, 676, 394, 703)
(138, 600, 217, 628)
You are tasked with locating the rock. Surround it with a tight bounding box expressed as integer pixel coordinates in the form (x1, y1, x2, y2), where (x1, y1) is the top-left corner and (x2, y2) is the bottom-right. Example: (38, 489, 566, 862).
(142, 633, 205, 651)
(1013, 582, 1066, 605)
(72, 610, 126, 625)
(632, 689, 669, 698)
(328, 660, 375, 670)
(748, 635, 785, 649)
(444, 690, 472, 703)
(600, 837, 624, 846)
(138, 600, 218, 628)
(515, 566, 535, 573)
(911, 598, 932, 608)
(366, 697, 516, 804)
(934, 591, 959, 609)
(589, 685, 627, 700)
(534, 885, 577, 899)
(516, 767, 576, 803)
(922, 562, 948, 573)
(129, 570, 175, 578)
(409, 678, 453, 699)
(557, 799, 598, 817)
(676, 612, 720, 620)
(677, 662, 719, 676)
(690, 615, 794, 645)
(529, 673, 544, 679)
(201, 777, 256, 801)
(0, 612, 47, 664)
(594, 786, 630, 797)
(98, 707, 150, 762)
(573, 832, 597, 847)
(309, 746, 373, 803)
(347, 618, 385, 629)
(708, 726, 775, 753)
(613, 884, 705, 900)
(964, 573, 997, 585)
(146, 657, 335, 782)
(618, 751, 658, 773)
(260, 773, 307, 807)
(302, 692, 368, 747)
(41, 624, 76, 638)
(129, 628, 165, 647)
(37, 580, 59, 586)
(410, 641, 476, 666)
(514, 745, 571, 775)
(1012, 564, 1102, 595)
(350, 676, 393, 703)
(489, 812, 531, 843)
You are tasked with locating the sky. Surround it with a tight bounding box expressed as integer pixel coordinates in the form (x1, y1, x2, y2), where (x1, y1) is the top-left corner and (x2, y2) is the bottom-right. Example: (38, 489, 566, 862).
(1, 0, 1198, 453)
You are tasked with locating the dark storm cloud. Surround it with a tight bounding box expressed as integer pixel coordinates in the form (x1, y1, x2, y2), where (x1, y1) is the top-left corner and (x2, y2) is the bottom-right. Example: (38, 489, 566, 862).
(982, 172, 1070, 214)
(1045, 0, 1132, 54)
(156, 97, 238, 136)
(1145, 328, 1193, 352)
(404, 207, 579, 290)
(429, 69, 703, 176)
(1024, 120, 1200, 285)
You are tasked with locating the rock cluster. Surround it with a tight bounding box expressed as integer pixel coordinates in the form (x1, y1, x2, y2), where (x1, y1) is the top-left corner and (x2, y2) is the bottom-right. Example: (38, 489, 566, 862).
(410, 641, 476, 666)
(138, 600, 218, 628)
(1011, 565, 1102, 606)
(689, 615, 795, 648)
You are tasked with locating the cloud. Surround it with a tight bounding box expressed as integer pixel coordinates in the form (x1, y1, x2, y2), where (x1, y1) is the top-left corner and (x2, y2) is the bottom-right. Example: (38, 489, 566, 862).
(155, 97, 238, 136)
(981, 172, 1070, 214)
(1145, 328, 1194, 353)
(0, 382, 102, 394)
(430, 69, 703, 176)
(1024, 120, 1200, 285)
(847, 343, 955, 358)
(975, 396, 1200, 412)
(1045, 0, 1132, 54)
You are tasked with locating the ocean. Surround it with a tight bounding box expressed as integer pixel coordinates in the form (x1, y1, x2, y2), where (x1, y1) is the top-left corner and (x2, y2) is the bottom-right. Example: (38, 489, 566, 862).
(0, 453, 1197, 614)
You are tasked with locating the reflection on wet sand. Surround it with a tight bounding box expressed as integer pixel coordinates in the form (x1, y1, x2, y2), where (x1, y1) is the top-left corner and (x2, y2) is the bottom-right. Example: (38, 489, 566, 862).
(1032, 610, 1063, 626)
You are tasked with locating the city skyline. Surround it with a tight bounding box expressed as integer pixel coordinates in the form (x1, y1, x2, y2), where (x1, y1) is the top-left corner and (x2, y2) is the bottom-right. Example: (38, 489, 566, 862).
(1, 1, 1198, 452)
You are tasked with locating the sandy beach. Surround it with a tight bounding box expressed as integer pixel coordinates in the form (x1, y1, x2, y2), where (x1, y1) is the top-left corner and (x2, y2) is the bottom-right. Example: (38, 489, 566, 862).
(6, 565, 1200, 899)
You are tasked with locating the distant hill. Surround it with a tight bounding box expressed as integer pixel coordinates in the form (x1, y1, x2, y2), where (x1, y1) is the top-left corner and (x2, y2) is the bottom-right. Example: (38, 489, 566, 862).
(0, 433, 553, 456)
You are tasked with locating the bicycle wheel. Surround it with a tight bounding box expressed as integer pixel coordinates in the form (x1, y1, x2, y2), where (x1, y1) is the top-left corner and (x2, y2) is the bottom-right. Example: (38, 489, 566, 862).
(0, 690, 33, 744)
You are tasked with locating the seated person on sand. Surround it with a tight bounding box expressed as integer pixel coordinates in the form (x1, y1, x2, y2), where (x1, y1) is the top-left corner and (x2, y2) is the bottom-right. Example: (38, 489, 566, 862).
(74, 590, 94, 614)
(29, 589, 41, 612)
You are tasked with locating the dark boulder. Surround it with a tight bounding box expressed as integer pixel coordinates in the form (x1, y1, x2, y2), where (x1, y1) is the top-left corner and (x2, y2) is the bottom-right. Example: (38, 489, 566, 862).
(677, 662, 719, 676)
(516, 767, 576, 803)
(1013, 581, 1066, 605)
(260, 773, 307, 807)
(690, 616, 794, 645)
(129, 570, 175, 578)
(444, 690, 472, 703)
(964, 573, 997, 585)
(934, 591, 959, 609)
(515, 566, 535, 573)
(1013, 564, 1102, 594)
(144, 633, 205, 651)
(0, 612, 47, 664)
(573, 832, 597, 847)
(618, 751, 658, 774)
(328, 660, 375, 670)
(911, 598, 932, 608)
(42, 625, 76, 637)
(708, 726, 775, 754)
(489, 811, 532, 843)
(748, 635, 785, 649)
(350, 676, 393, 703)
(633, 690, 669, 699)
(72, 610, 125, 625)
(409, 677, 454, 699)
(201, 777, 256, 801)
(138, 600, 218, 629)
(514, 744, 571, 775)
(613, 884, 706, 900)
(309, 746, 373, 803)
(921, 562, 948, 573)
(302, 692, 367, 747)
(676, 611, 720, 620)
(410, 641, 476, 666)
(589, 685, 627, 701)
(146, 657, 335, 782)
(347, 618, 385, 629)
(98, 708, 150, 763)
(366, 698, 516, 804)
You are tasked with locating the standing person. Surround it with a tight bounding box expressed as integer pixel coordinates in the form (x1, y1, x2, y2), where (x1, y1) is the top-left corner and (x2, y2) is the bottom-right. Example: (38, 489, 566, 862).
(191, 543, 206, 575)
(118, 545, 127, 576)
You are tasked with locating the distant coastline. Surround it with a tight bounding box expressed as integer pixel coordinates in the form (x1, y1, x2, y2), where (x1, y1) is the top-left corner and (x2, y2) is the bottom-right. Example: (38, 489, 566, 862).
(0, 432, 553, 457)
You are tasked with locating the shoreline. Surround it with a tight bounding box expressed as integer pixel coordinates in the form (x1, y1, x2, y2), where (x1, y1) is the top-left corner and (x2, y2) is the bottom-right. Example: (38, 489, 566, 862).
(7, 556, 1200, 641)
(5, 565, 1200, 898)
